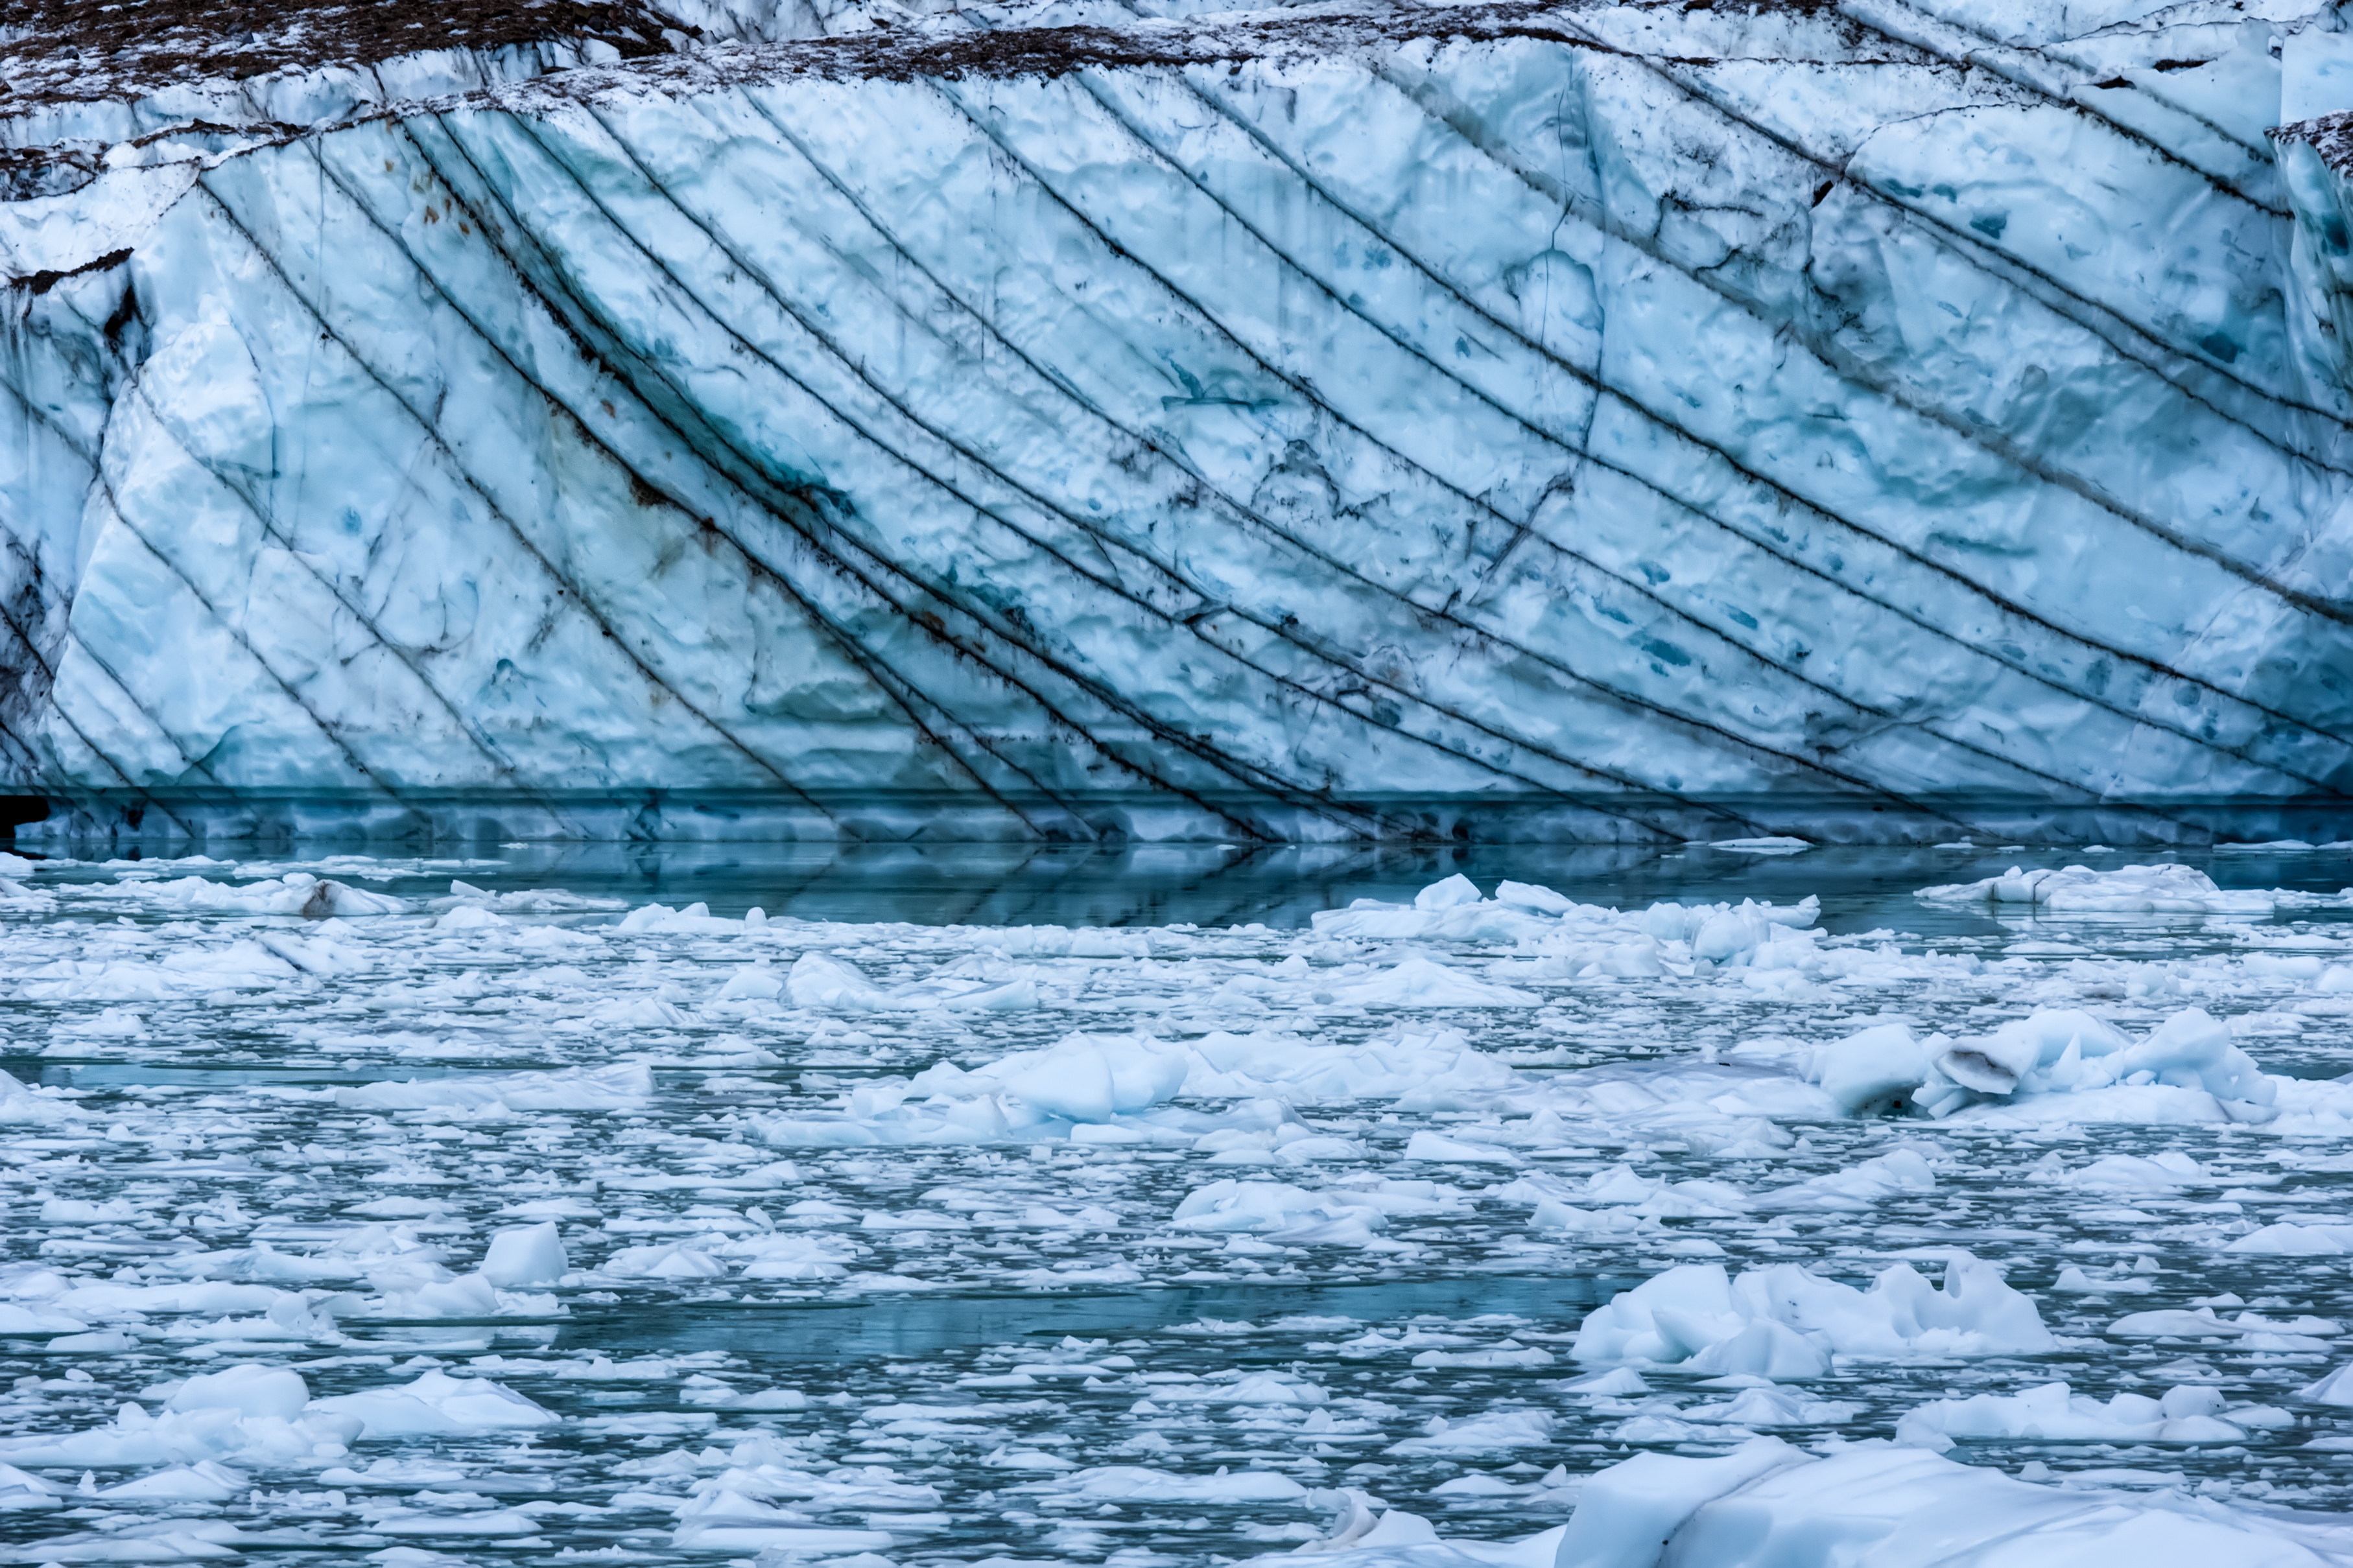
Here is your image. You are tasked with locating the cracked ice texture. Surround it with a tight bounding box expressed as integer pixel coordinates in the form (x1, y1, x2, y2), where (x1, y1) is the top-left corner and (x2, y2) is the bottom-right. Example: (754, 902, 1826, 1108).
(7, 0, 2353, 844)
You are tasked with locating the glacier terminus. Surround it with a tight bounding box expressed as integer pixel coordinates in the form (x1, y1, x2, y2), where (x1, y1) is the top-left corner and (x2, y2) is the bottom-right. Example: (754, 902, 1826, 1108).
(7, 0, 2353, 844)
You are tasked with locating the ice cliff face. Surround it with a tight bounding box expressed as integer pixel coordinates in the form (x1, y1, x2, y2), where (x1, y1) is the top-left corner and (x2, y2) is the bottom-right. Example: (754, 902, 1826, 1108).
(5, 0, 2353, 844)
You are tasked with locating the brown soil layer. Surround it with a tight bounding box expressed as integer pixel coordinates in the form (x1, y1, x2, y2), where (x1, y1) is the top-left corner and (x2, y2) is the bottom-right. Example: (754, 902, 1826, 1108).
(1, 0, 689, 104)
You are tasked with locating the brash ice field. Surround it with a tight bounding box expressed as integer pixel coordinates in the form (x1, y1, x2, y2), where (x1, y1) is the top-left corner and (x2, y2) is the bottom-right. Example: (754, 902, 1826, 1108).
(3, 843, 2353, 1563)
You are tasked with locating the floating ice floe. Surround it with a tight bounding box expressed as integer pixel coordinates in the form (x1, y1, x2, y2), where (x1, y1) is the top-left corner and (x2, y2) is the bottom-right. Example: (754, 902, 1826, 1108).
(1489, 1147, 1945, 1238)
(1385, 1409, 1557, 1455)
(785, 951, 1038, 1011)
(104, 871, 410, 919)
(1534, 1438, 2337, 1568)
(308, 1370, 559, 1438)
(0, 1068, 80, 1127)
(751, 1026, 1518, 1147)
(1780, 1006, 2286, 1123)
(1168, 1178, 1462, 1249)
(335, 1062, 656, 1114)
(1915, 862, 2278, 915)
(1708, 837, 1812, 854)
(1311, 877, 1820, 976)
(1894, 1381, 2293, 1447)
(0, 1359, 559, 1465)
(1572, 1253, 2052, 1376)
(2104, 1306, 2341, 1349)
(1017, 1464, 1308, 1501)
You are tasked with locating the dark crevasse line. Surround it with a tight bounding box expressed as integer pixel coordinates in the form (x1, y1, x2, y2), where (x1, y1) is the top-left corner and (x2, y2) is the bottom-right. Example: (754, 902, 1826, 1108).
(449, 109, 1676, 842)
(428, 100, 1631, 836)
(539, 92, 1857, 839)
(1440, 10, 2345, 458)
(392, 135, 1123, 845)
(0, 362, 246, 828)
(475, 115, 1243, 844)
(212, 155, 914, 823)
(1522, 14, 2346, 443)
(188, 174, 879, 825)
(88, 471, 412, 811)
(1614, 52, 2343, 503)
(400, 129, 1319, 844)
(931, 73, 2111, 826)
(1830, 0, 2286, 212)
(387, 116, 1325, 841)
(1361, 44, 2353, 599)
(1487, 37, 2353, 635)
(708, 92, 1731, 842)
(917, 85, 1986, 821)
(1365, 54, 2353, 696)
(0, 307, 105, 767)
(1356, 56, 2353, 775)
(30, 27, 2330, 832)
(1068, 69, 2330, 813)
(712, 82, 2308, 825)
(1898, 5, 2275, 170)
(108, 368, 597, 834)
(1142, 62, 2353, 797)
(194, 171, 847, 824)
(543, 97, 1821, 839)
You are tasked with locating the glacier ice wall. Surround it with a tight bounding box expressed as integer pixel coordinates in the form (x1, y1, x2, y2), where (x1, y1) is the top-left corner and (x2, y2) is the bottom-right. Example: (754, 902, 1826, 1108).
(7, 0, 2353, 845)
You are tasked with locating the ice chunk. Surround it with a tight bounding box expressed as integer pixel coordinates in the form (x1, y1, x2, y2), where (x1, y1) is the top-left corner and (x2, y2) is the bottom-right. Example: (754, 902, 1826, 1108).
(1323, 957, 1539, 1008)
(336, 1063, 654, 1113)
(97, 1460, 248, 1501)
(602, 1243, 727, 1280)
(1555, 1438, 1806, 1568)
(994, 1035, 1190, 1123)
(0, 1068, 83, 1129)
(1402, 1130, 1519, 1164)
(307, 1370, 557, 1437)
(2299, 1363, 2353, 1405)
(1752, 1147, 1936, 1212)
(1812, 1024, 1931, 1116)
(1494, 881, 1574, 915)
(1384, 1409, 1556, 1455)
(1576, 1443, 2330, 1563)
(1917, 863, 2274, 915)
(785, 952, 898, 1009)
(1169, 1180, 1395, 1247)
(167, 1364, 310, 1421)
(2227, 1222, 2353, 1255)
(1573, 1252, 2051, 1370)
(786, 951, 1036, 1011)
(1894, 1381, 2275, 1446)
(1412, 874, 1484, 910)
(1037, 1465, 1308, 1501)
(479, 1222, 569, 1287)
(115, 871, 408, 918)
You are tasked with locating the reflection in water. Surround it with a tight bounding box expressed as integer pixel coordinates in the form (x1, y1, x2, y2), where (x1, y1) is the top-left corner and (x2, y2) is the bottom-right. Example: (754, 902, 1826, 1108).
(150, 837, 2353, 937)
(563, 1275, 1642, 1363)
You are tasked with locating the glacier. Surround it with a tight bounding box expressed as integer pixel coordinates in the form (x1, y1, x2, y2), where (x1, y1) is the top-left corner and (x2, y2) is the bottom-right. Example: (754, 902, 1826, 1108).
(7, 0, 2353, 843)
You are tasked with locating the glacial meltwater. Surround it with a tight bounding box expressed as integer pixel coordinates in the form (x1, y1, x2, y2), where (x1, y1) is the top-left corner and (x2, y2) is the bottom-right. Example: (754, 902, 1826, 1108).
(4, 843, 2353, 1563)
